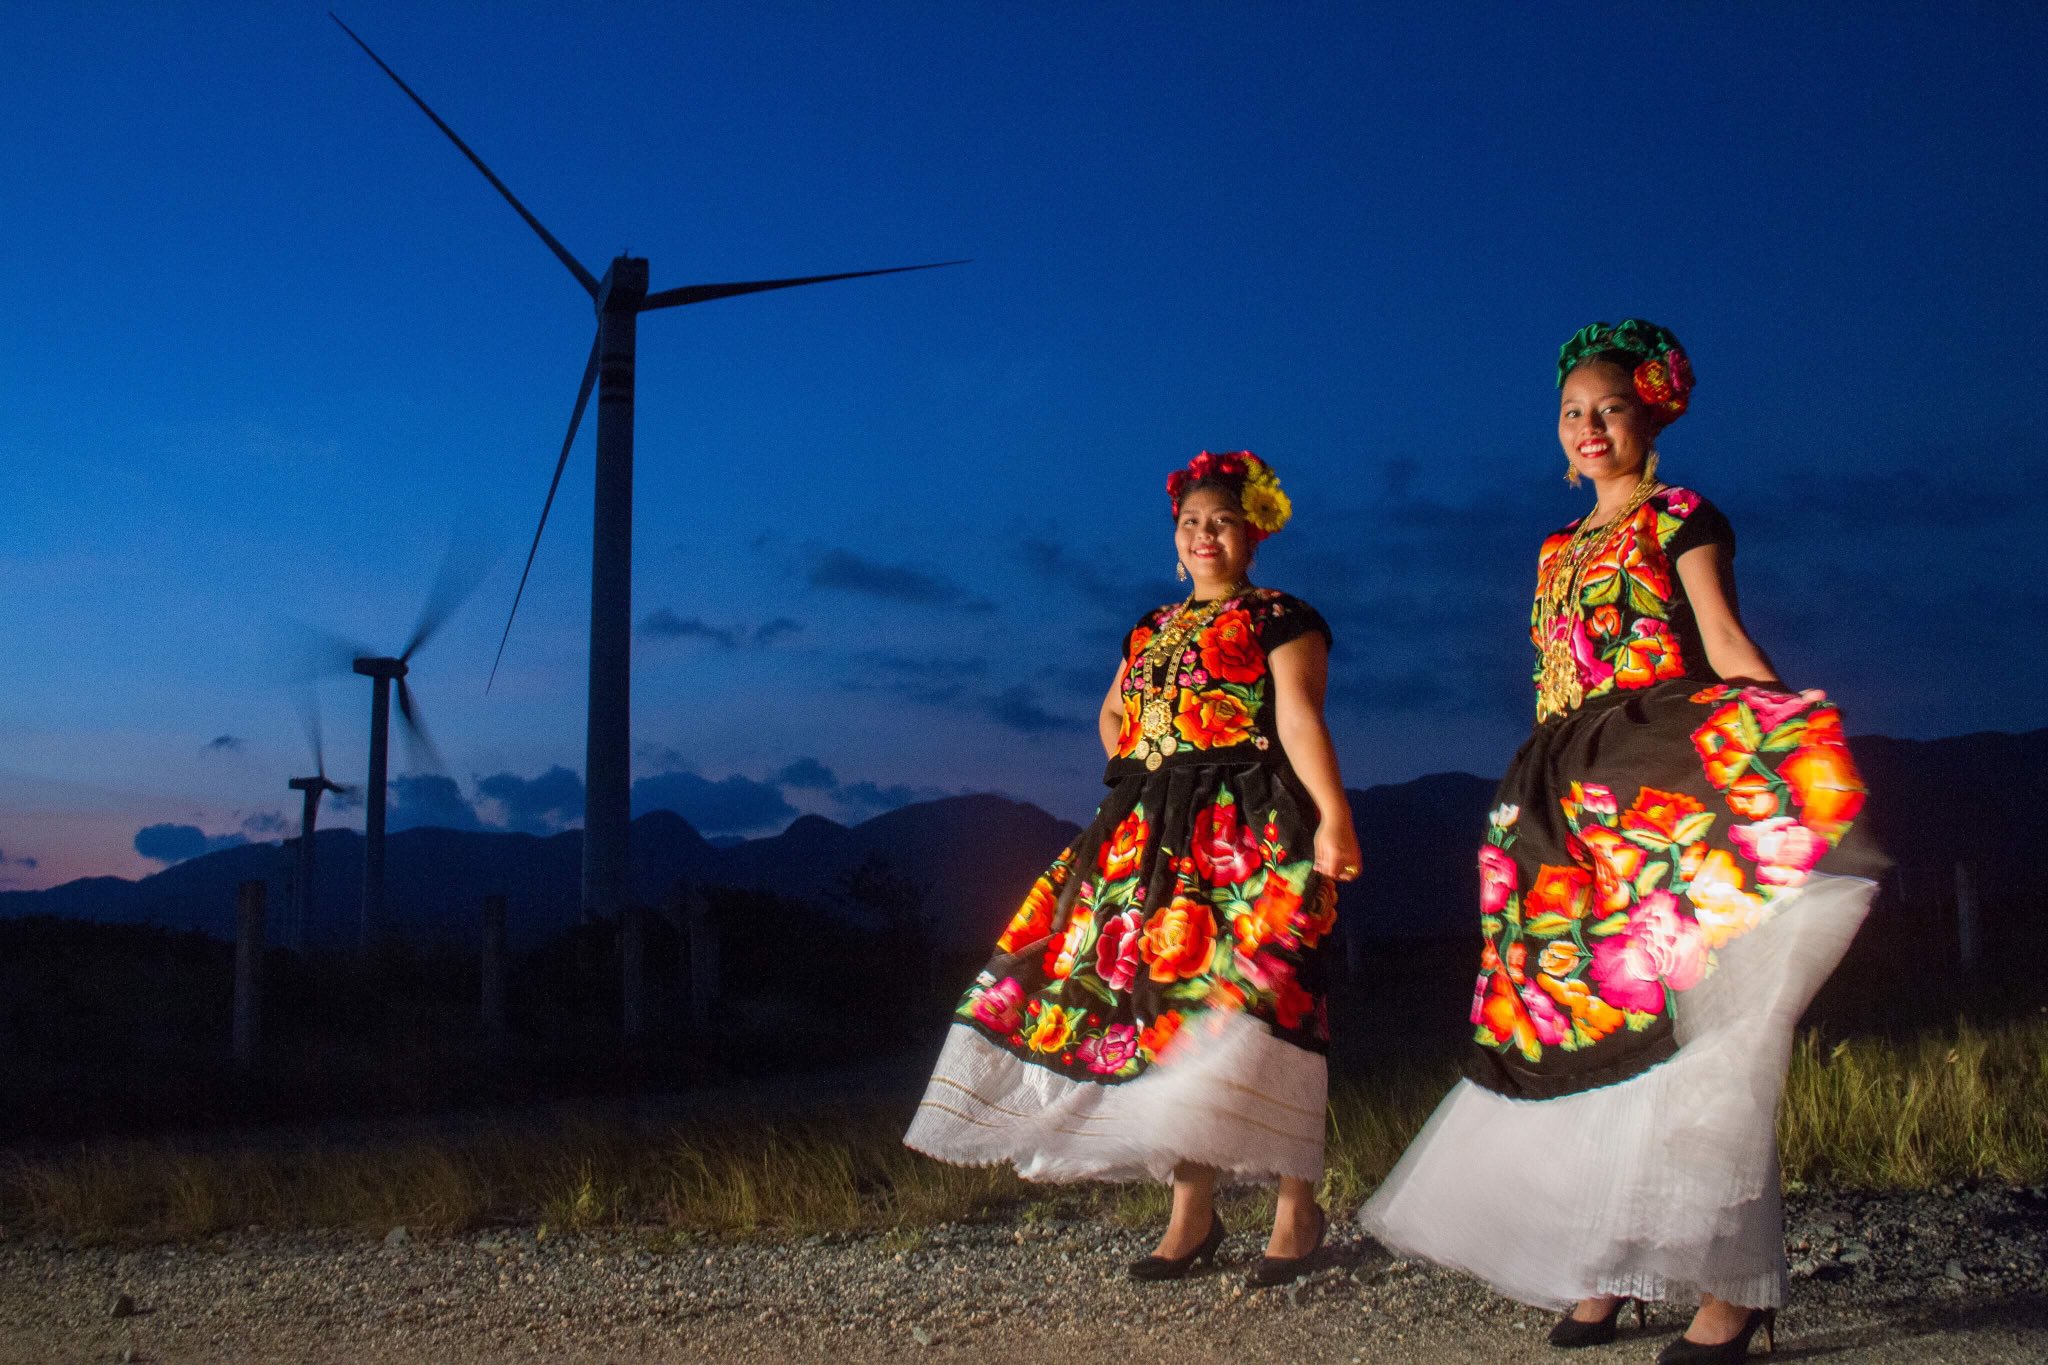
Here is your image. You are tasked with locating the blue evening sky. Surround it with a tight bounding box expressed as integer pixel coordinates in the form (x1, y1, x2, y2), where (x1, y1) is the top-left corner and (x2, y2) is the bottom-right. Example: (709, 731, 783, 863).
(3, 1, 2043, 889)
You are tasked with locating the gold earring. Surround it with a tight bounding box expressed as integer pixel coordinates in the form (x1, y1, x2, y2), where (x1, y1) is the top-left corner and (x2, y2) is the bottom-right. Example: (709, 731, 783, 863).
(1175, 561, 1189, 583)
(1564, 464, 1581, 487)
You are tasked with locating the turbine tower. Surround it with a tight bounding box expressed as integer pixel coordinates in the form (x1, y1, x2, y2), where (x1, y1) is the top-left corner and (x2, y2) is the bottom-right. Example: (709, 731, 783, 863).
(332, 14, 963, 924)
(285, 703, 352, 952)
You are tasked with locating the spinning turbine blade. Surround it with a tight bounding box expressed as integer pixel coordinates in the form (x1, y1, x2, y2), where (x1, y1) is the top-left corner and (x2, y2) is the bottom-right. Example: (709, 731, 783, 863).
(394, 678, 446, 774)
(639, 260, 969, 312)
(403, 533, 497, 661)
(487, 330, 600, 692)
(329, 12, 599, 297)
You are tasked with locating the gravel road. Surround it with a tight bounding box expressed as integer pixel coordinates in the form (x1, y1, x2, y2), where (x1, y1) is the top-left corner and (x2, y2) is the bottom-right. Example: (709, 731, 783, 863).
(3, 1185, 2042, 1364)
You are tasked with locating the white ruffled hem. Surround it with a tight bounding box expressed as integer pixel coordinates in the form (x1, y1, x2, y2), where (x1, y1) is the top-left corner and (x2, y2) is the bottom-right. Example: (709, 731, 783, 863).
(1359, 872, 1875, 1310)
(904, 1013, 1328, 1184)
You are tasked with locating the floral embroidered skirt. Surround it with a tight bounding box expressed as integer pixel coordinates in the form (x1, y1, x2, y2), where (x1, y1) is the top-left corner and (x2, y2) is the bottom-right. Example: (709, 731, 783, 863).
(1360, 677, 1889, 1309)
(903, 760, 1336, 1184)
(1464, 678, 1888, 1100)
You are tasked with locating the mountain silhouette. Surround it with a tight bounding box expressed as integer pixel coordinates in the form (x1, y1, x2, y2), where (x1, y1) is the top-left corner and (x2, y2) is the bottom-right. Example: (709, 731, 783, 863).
(3, 729, 2039, 949)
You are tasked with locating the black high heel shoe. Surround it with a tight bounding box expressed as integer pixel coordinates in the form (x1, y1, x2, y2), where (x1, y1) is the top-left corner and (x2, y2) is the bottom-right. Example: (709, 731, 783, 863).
(1655, 1307, 1776, 1363)
(1127, 1212, 1225, 1281)
(1246, 1204, 1326, 1288)
(1547, 1296, 1646, 1348)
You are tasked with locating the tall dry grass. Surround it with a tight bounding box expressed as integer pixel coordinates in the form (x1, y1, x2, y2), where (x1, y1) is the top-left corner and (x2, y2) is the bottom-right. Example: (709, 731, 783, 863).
(6, 1018, 2043, 1245)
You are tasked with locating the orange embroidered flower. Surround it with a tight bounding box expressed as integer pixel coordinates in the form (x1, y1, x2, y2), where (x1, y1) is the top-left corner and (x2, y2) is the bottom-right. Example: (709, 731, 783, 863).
(996, 865, 1065, 952)
(1197, 608, 1264, 684)
(1097, 808, 1150, 882)
(1505, 940, 1528, 985)
(1140, 896, 1218, 983)
(1613, 619, 1685, 688)
(1589, 604, 1622, 637)
(1027, 1004, 1079, 1054)
(1273, 976, 1315, 1030)
(1621, 786, 1706, 844)
(1113, 696, 1143, 756)
(1476, 971, 1540, 1060)
(1174, 688, 1255, 749)
(1725, 772, 1782, 819)
(1536, 974, 1626, 1042)
(1537, 940, 1582, 978)
(1578, 826, 1647, 913)
(1687, 847, 1765, 947)
(1692, 701, 1757, 789)
(1778, 715, 1866, 839)
(1138, 1009, 1184, 1060)
(1527, 864, 1594, 921)
(1042, 906, 1095, 979)
(1290, 877, 1338, 948)
(1245, 872, 1303, 949)
(1126, 625, 1155, 660)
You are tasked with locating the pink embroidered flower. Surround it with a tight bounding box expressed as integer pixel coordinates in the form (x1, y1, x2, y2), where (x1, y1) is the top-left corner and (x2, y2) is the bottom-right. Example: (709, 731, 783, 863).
(1478, 845, 1519, 915)
(1566, 618, 1615, 692)
(1519, 980, 1570, 1045)
(1469, 970, 1491, 1026)
(971, 977, 1026, 1032)
(1729, 816, 1828, 887)
(1077, 1022, 1139, 1074)
(1739, 687, 1810, 734)
(1661, 488, 1699, 518)
(1577, 782, 1619, 817)
(1094, 909, 1143, 993)
(1588, 891, 1708, 1013)
(1232, 945, 1292, 992)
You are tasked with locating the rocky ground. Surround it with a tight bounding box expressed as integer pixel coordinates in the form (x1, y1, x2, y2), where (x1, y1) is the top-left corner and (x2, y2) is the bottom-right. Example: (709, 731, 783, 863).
(2, 1185, 2042, 1364)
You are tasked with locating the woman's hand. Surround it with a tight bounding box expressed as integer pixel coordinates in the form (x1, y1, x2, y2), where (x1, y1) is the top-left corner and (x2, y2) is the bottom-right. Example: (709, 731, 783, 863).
(1314, 814, 1362, 883)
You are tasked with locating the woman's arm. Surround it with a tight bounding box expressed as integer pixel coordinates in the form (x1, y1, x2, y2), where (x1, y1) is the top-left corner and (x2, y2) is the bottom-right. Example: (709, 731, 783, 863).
(1269, 634, 1362, 881)
(1674, 543, 1781, 686)
(1099, 658, 1131, 758)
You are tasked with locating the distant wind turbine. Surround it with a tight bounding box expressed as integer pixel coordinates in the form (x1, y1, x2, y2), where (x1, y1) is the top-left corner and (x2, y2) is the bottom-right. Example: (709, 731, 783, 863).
(285, 700, 353, 952)
(310, 547, 485, 948)
(331, 13, 965, 925)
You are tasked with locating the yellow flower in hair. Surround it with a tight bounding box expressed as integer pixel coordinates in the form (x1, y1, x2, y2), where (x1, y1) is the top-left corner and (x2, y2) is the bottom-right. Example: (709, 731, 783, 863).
(1240, 459, 1292, 535)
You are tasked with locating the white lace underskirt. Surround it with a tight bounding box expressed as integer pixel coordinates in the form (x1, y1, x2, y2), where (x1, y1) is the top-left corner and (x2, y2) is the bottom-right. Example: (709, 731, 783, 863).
(1359, 871, 1875, 1310)
(904, 1012, 1328, 1184)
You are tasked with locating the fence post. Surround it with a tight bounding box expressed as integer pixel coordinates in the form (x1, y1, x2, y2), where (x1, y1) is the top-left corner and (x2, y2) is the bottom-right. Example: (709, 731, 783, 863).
(1954, 862, 1978, 982)
(481, 894, 508, 1042)
(621, 904, 648, 1043)
(686, 886, 718, 1036)
(233, 880, 265, 1065)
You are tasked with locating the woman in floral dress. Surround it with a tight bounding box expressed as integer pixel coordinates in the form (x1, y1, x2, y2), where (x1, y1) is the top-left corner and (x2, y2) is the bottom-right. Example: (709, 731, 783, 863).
(906, 450, 1361, 1285)
(1359, 321, 1888, 1363)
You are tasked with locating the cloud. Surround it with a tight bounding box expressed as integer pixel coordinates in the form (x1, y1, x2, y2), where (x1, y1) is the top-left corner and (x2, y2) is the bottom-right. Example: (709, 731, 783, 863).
(773, 757, 838, 789)
(835, 779, 945, 818)
(134, 823, 248, 865)
(203, 735, 243, 753)
(475, 765, 584, 834)
(386, 774, 485, 833)
(754, 617, 803, 646)
(0, 845, 39, 870)
(1015, 537, 1148, 612)
(806, 548, 992, 611)
(241, 811, 288, 837)
(631, 770, 798, 836)
(984, 685, 1088, 735)
(639, 610, 737, 647)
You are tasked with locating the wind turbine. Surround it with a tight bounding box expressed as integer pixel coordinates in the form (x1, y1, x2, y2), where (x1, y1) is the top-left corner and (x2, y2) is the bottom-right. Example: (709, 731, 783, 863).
(312, 547, 483, 948)
(285, 701, 353, 952)
(332, 13, 965, 925)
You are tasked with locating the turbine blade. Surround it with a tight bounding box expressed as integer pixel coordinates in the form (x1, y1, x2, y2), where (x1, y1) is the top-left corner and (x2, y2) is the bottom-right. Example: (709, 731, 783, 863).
(283, 619, 376, 682)
(639, 259, 969, 312)
(402, 528, 498, 661)
(300, 690, 328, 778)
(395, 679, 446, 773)
(487, 330, 599, 692)
(329, 12, 599, 297)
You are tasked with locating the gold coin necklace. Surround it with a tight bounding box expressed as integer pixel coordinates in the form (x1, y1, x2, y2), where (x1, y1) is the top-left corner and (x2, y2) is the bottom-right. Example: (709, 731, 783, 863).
(1132, 582, 1251, 770)
(1534, 470, 1661, 720)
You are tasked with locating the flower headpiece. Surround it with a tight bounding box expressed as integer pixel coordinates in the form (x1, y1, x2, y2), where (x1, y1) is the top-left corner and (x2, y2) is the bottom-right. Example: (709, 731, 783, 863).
(1556, 318, 1695, 427)
(1166, 449, 1292, 541)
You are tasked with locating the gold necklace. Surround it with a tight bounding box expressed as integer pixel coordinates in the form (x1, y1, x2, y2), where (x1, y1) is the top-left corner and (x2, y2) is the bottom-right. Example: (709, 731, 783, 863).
(1534, 464, 1661, 720)
(1132, 582, 1252, 770)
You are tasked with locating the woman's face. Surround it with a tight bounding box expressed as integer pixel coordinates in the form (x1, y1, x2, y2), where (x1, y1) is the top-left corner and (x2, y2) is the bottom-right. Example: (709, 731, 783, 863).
(1559, 360, 1657, 485)
(1174, 485, 1254, 590)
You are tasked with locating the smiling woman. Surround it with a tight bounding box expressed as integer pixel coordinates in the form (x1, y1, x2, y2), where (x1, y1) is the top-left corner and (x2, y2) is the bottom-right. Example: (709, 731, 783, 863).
(905, 449, 1361, 1289)
(1359, 320, 1892, 1365)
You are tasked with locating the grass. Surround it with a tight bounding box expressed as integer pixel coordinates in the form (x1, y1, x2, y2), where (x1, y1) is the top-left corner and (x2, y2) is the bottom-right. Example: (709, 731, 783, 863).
(5, 1017, 2044, 1246)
